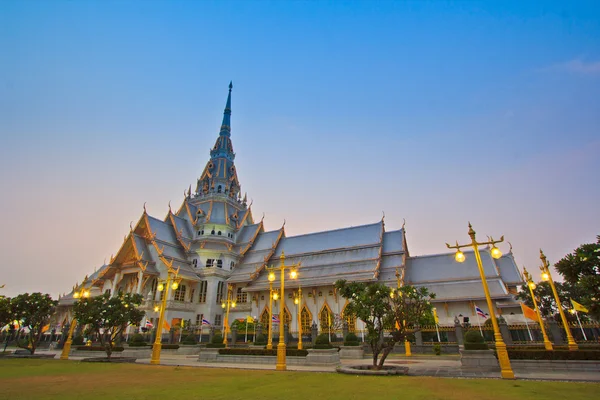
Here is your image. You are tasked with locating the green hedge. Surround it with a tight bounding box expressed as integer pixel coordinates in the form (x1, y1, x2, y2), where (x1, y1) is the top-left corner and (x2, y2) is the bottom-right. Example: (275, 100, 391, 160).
(343, 341, 360, 347)
(464, 343, 489, 350)
(128, 342, 149, 347)
(505, 350, 600, 361)
(75, 346, 124, 352)
(206, 343, 226, 348)
(218, 348, 308, 357)
(344, 333, 359, 346)
(152, 344, 179, 350)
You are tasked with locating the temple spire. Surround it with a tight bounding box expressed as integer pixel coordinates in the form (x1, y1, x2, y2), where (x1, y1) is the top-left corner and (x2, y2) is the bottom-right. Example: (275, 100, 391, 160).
(220, 81, 233, 137)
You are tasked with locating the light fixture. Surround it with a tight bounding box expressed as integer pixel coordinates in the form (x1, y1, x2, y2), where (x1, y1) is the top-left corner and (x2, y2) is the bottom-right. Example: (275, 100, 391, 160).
(491, 245, 502, 259)
(455, 250, 465, 263)
(157, 283, 164, 292)
(569, 309, 575, 315)
(232, 301, 236, 308)
(294, 298, 299, 305)
(268, 271, 275, 282)
(73, 292, 80, 299)
(290, 269, 297, 279)
(154, 305, 159, 312)
(528, 282, 536, 290)
(273, 292, 279, 301)
(83, 290, 90, 298)
(172, 282, 179, 290)
(221, 302, 226, 309)
(541, 272, 549, 281)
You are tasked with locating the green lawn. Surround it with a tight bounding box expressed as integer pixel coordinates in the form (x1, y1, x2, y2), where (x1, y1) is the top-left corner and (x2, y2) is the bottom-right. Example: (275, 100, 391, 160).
(0, 359, 598, 400)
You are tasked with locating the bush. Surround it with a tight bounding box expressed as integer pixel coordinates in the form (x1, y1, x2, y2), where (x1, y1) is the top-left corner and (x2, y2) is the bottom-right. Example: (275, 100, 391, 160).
(206, 334, 225, 348)
(218, 348, 308, 357)
(254, 334, 266, 345)
(464, 331, 485, 343)
(182, 334, 197, 345)
(344, 333, 359, 346)
(433, 343, 441, 356)
(129, 334, 146, 346)
(315, 333, 332, 349)
(152, 344, 179, 350)
(72, 335, 85, 345)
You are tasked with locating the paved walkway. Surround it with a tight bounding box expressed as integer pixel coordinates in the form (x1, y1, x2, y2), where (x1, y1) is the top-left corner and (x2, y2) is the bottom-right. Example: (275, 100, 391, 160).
(12, 350, 600, 382)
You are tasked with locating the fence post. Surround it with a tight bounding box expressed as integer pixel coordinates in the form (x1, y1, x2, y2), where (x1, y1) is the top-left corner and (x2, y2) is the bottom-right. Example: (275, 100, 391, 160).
(547, 319, 564, 346)
(454, 317, 464, 348)
(311, 322, 318, 345)
(498, 318, 513, 345)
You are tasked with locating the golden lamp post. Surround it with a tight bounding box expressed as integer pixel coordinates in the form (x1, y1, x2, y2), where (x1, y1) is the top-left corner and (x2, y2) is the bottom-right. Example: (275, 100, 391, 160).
(522, 268, 553, 350)
(446, 223, 515, 379)
(267, 251, 299, 371)
(294, 287, 303, 350)
(60, 283, 90, 360)
(221, 284, 236, 347)
(539, 250, 578, 351)
(150, 268, 180, 365)
(267, 281, 276, 350)
(394, 267, 412, 356)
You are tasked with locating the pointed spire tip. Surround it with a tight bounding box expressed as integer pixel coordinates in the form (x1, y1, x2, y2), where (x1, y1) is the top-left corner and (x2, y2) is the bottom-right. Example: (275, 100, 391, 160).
(229, 81, 233, 90)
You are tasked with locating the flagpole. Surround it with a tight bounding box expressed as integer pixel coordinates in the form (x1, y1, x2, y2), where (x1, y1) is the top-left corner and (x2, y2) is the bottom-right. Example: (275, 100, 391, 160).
(361, 319, 365, 342)
(524, 316, 533, 341)
(199, 325, 202, 343)
(474, 305, 483, 337)
(575, 311, 587, 341)
(435, 322, 441, 343)
(245, 320, 248, 343)
(328, 313, 331, 343)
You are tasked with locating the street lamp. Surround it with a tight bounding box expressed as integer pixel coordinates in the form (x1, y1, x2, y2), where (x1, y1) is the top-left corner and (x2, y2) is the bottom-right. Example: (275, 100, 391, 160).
(267, 279, 276, 350)
(60, 282, 91, 360)
(150, 268, 180, 365)
(446, 223, 515, 379)
(294, 286, 303, 350)
(539, 250, 578, 351)
(394, 267, 412, 357)
(522, 267, 553, 350)
(221, 284, 236, 347)
(266, 251, 299, 371)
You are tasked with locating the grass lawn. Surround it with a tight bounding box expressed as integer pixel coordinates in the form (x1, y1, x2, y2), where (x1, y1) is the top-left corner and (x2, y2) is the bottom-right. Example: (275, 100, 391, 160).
(0, 359, 598, 400)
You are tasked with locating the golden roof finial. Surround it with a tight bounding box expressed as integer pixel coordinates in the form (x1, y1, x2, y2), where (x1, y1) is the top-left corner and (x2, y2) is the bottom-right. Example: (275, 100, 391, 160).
(402, 218, 406, 230)
(168, 201, 172, 214)
(143, 202, 147, 214)
(508, 241, 513, 253)
(381, 211, 385, 221)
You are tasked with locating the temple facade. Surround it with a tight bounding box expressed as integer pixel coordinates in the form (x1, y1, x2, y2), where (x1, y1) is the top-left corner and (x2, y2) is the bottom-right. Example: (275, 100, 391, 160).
(57, 83, 524, 336)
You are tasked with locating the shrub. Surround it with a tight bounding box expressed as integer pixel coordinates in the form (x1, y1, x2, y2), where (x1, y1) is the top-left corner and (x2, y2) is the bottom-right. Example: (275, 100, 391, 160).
(504, 350, 600, 361)
(254, 334, 266, 345)
(433, 343, 441, 356)
(344, 333, 359, 346)
(182, 334, 197, 345)
(464, 330, 488, 350)
(315, 333, 332, 349)
(129, 334, 146, 346)
(153, 344, 179, 350)
(206, 334, 225, 348)
(72, 335, 85, 345)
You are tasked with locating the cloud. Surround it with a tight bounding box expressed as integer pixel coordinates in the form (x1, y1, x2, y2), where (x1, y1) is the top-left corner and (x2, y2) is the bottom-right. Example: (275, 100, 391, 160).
(545, 58, 600, 75)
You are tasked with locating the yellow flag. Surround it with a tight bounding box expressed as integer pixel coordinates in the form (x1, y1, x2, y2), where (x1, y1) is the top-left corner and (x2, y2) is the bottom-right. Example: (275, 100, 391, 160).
(246, 316, 254, 323)
(41, 324, 50, 333)
(571, 299, 588, 313)
(433, 308, 439, 325)
(521, 303, 538, 322)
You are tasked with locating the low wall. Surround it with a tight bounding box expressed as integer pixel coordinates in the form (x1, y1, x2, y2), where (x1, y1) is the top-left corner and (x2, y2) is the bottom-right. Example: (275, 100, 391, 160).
(511, 360, 600, 371)
(198, 348, 340, 366)
(460, 350, 499, 370)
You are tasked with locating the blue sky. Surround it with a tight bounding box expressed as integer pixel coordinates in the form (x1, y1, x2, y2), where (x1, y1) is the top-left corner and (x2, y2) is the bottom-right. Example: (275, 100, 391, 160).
(0, 1, 599, 297)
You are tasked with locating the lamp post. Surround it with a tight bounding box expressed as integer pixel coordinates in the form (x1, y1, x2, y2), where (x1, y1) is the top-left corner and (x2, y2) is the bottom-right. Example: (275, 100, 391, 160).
(60, 283, 91, 360)
(294, 287, 303, 350)
(267, 251, 299, 371)
(395, 267, 412, 356)
(221, 284, 236, 347)
(150, 269, 180, 365)
(539, 250, 578, 351)
(267, 281, 275, 350)
(446, 223, 515, 379)
(522, 268, 553, 350)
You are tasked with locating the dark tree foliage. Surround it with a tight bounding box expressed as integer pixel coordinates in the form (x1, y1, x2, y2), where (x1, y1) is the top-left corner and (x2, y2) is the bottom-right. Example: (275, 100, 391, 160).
(335, 280, 434, 370)
(555, 235, 600, 320)
(516, 280, 587, 323)
(0, 296, 12, 331)
(10, 293, 57, 354)
(73, 292, 144, 358)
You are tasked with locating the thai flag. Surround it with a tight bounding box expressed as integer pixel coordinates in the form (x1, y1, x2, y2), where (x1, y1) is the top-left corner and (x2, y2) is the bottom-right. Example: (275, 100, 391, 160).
(475, 306, 487, 318)
(145, 319, 154, 328)
(201, 319, 211, 326)
(272, 315, 280, 323)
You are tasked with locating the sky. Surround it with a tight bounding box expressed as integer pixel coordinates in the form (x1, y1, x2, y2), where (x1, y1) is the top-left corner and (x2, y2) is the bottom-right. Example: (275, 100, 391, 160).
(0, 1, 599, 298)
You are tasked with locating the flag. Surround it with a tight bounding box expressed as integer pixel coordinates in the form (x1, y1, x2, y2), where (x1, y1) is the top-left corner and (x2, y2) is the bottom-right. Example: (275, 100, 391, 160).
(201, 319, 211, 326)
(145, 319, 154, 329)
(521, 303, 538, 322)
(571, 299, 589, 313)
(272, 314, 280, 323)
(41, 324, 50, 333)
(163, 320, 171, 331)
(433, 308, 439, 325)
(246, 316, 254, 323)
(475, 305, 487, 318)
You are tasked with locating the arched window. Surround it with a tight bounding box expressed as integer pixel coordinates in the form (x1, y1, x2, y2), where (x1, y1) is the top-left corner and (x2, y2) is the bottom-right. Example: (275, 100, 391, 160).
(230, 261, 235, 269)
(217, 260, 223, 268)
(217, 185, 222, 193)
(236, 287, 247, 303)
(301, 306, 312, 335)
(218, 231, 222, 236)
(282, 307, 292, 326)
(260, 308, 270, 331)
(211, 230, 215, 235)
(319, 306, 334, 334)
(342, 306, 356, 333)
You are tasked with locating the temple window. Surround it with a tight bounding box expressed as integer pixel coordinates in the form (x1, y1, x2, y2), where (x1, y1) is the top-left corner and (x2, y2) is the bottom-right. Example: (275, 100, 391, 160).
(230, 261, 235, 269)
(192, 259, 198, 268)
(206, 259, 214, 268)
(198, 281, 208, 303)
(217, 260, 223, 268)
(217, 185, 222, 193)
(216, 282, 225, 303)
(236, 287, 247, 303)
(214, 314, 222, 327)
(174, 285, 186, 302)
(218, 231, 222, 236)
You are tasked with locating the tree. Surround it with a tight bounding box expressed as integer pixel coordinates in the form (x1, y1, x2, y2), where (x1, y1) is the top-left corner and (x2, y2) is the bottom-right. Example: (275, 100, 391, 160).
(0, 296, 12, 331)
(516, 280, 586, 322)
(10, 293, 57, 354)
(73, 292, 144, 358)
(335, 280, 434, 370)
(555, 235, 600, 320)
